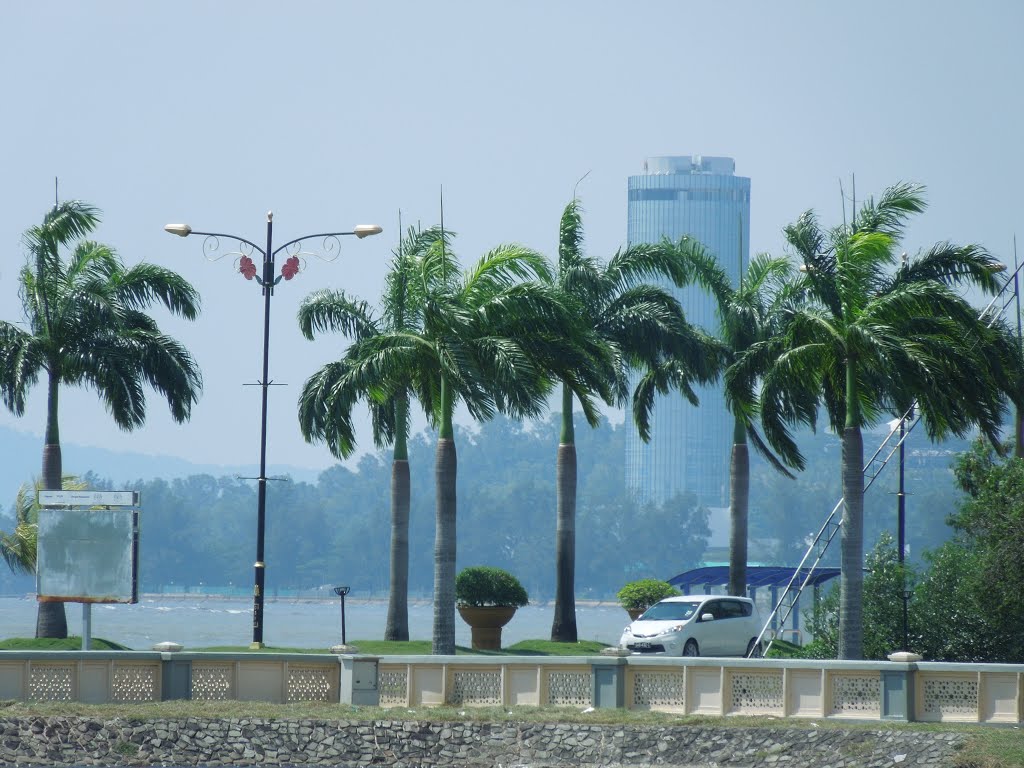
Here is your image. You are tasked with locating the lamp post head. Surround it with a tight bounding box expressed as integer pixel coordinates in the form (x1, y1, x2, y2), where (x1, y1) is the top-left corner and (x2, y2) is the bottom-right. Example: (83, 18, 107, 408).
(164, 224, 193, 237)
(333, 585, 350, 597)
(354, 224, 383, 239)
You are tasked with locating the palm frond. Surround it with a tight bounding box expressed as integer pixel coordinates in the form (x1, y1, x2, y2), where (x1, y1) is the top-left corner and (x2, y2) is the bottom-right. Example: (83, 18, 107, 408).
(558, 199, 585, 268)
(111, 261, 202, 320)
(297, 361, 361, 458)
(630, 359, 702, 442)
(746, 424, 799, 478)
(894, 243, 1003, 295)
(784, 210, 827, 263)
(298, 289, 378, 341)
(22, 201, 101, 256)
(854, 181, 926, 239)
(0, 322, 43, 415)
(604, 239, 691, 290)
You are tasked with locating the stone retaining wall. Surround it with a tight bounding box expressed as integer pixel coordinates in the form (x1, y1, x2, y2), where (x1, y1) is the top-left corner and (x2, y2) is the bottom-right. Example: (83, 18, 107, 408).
(0, 717, 968, 767)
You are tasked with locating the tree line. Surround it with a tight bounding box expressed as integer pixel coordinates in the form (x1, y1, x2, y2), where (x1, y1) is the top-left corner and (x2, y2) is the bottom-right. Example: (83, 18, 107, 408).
(0, 415, 711, 599)
(0, 411, 971, 600)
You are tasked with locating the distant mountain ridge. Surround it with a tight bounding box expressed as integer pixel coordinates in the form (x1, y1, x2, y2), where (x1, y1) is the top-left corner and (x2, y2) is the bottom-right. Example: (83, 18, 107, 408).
(0, 425, 326, 512)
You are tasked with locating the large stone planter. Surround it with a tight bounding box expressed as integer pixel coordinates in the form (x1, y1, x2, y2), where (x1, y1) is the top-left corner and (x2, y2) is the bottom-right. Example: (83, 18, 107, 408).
(457, 605, 518, 650)
(626, 608, 645, 621)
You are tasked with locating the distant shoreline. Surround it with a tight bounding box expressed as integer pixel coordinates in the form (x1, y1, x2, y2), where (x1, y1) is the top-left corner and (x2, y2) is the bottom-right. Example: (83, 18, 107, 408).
(141, 595, 624, 609)
(1, 593, 622, 609)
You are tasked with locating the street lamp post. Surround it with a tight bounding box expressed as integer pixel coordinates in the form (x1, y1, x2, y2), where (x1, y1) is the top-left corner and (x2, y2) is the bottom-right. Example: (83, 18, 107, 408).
(895, 405, 913, 651)
(333, 585, 351, 645)
(902, 588, 912, 651)
(165, 213, 381, 647)
(896, 408, 912, 569)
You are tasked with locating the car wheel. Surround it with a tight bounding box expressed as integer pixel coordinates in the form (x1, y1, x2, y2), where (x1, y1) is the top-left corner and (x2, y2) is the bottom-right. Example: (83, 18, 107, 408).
(683, 639, 699, 657)
(746, 639, 762, 658)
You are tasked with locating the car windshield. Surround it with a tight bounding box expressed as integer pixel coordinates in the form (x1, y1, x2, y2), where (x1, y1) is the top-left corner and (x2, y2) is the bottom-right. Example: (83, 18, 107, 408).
(639, 601, 699, 621)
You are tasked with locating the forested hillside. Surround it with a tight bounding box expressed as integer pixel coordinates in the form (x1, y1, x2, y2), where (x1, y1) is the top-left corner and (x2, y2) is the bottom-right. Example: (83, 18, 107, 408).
(1, 413, 969, 599)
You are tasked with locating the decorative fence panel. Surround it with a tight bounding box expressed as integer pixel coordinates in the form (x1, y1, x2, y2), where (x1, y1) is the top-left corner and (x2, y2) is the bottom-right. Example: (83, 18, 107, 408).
(0, 651, 1019, 725)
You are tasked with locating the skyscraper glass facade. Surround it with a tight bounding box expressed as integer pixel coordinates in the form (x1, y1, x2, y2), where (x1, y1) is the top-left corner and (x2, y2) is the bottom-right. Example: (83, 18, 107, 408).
(625, 155, 750, 507)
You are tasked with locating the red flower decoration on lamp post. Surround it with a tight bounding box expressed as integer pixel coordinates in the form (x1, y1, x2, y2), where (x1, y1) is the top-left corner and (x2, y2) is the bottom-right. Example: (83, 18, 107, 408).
(239, 255, 258, 280)
(281, 256, 300, 280)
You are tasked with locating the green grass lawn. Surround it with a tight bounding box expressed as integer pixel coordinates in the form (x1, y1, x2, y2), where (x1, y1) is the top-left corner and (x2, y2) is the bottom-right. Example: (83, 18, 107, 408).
(191, 638, 610, 655)
(0, 636, 129, 651)
(0, 636, 610, 655)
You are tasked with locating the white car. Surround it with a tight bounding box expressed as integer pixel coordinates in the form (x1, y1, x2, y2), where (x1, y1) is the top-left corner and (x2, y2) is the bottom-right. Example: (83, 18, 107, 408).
(619, 595, 763, 657)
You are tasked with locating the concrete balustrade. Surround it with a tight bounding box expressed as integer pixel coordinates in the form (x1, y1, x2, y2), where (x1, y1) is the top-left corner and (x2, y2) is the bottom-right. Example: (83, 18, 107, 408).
(0, 651, 1020, 725)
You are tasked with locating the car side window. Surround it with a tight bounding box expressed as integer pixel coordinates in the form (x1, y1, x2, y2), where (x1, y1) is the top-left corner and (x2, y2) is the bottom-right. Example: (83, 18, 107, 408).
(701, 600, 721, 619)
(718, 600, 744, 619)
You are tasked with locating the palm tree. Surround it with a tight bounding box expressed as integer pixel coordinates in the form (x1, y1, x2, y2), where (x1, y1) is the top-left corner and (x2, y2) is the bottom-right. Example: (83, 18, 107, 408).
(678, 247, 809, 598)
(2, 477, 90, 638)
(1, 483, 44, 580)
(339, 230, 609, 654)
(548, 199, 722, 642)
(759, 181, 1024, 659)
(297, 225, 444, 641)
(0, 200, 202, 637)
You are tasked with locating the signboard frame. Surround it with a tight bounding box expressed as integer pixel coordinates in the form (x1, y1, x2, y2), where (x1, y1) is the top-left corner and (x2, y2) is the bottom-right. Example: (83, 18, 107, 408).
(38, 490, 139, 507)
(36, 494, 140, 605)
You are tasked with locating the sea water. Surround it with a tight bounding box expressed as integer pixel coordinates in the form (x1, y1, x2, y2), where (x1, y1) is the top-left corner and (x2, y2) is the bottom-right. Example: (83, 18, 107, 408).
(0, 596, 629, 650)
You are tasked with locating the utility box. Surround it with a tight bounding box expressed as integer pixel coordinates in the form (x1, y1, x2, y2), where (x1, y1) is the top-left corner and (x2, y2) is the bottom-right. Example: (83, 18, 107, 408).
(161, 659, 192, 701)
(592, 656, 627, 708)
(339, 657, 379, 706)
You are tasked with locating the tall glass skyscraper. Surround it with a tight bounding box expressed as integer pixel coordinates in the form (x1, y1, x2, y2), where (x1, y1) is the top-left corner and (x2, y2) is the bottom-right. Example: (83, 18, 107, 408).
(625, 155, 750, 507)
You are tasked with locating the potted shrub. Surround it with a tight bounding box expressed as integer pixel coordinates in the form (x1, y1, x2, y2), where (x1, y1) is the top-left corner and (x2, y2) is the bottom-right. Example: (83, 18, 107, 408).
(456, 566, 529, 650)
(616, 578, 680, 620)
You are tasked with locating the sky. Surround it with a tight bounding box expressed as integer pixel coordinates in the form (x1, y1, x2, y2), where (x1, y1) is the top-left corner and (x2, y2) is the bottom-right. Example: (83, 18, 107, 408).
(2, 1, 1023, 481)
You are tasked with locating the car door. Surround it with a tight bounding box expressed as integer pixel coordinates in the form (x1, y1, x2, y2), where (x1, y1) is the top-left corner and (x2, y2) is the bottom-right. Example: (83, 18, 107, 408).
(715, 600, 747, 655)
(693, 598, 726, 655)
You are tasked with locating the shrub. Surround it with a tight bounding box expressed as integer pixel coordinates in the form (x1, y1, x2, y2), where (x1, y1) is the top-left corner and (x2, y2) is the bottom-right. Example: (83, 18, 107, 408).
(455, 566, 529, 608)
(616, 578, 679, 613)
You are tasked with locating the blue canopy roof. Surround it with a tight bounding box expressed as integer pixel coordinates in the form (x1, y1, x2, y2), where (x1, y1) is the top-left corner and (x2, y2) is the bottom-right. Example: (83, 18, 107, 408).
(667, 565, 841, 590)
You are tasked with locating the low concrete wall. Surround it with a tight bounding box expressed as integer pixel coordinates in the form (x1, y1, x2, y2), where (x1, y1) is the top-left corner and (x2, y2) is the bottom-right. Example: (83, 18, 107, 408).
(0, 716, 969, 767)
(1, 651, 1021, 726)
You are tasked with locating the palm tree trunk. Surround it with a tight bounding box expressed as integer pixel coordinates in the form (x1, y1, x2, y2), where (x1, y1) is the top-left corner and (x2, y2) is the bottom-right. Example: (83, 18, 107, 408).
(42, 372, 62, 490)
(550, 442, 577, 641)
(36, 600, 68, 639)
(727, 418, 749, 598)
(38, 373, 68, 639)
(839, 425, 864, 660)
(385, 393, 411, 642)
(551, 384, 578, 642)
(432, 377, 457, 655)
(385, 459, 410, 641)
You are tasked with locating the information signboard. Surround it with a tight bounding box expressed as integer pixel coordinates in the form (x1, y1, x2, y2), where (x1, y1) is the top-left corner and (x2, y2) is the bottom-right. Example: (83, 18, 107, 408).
(36, 509, 139, 604)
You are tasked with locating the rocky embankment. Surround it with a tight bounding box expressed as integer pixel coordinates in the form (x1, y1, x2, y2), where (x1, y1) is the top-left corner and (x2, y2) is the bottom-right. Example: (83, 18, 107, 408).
(0, 716, 968, 767)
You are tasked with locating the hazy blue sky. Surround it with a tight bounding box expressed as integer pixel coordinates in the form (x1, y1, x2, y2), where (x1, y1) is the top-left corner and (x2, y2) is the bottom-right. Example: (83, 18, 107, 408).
(2, 1, 1022, 479)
